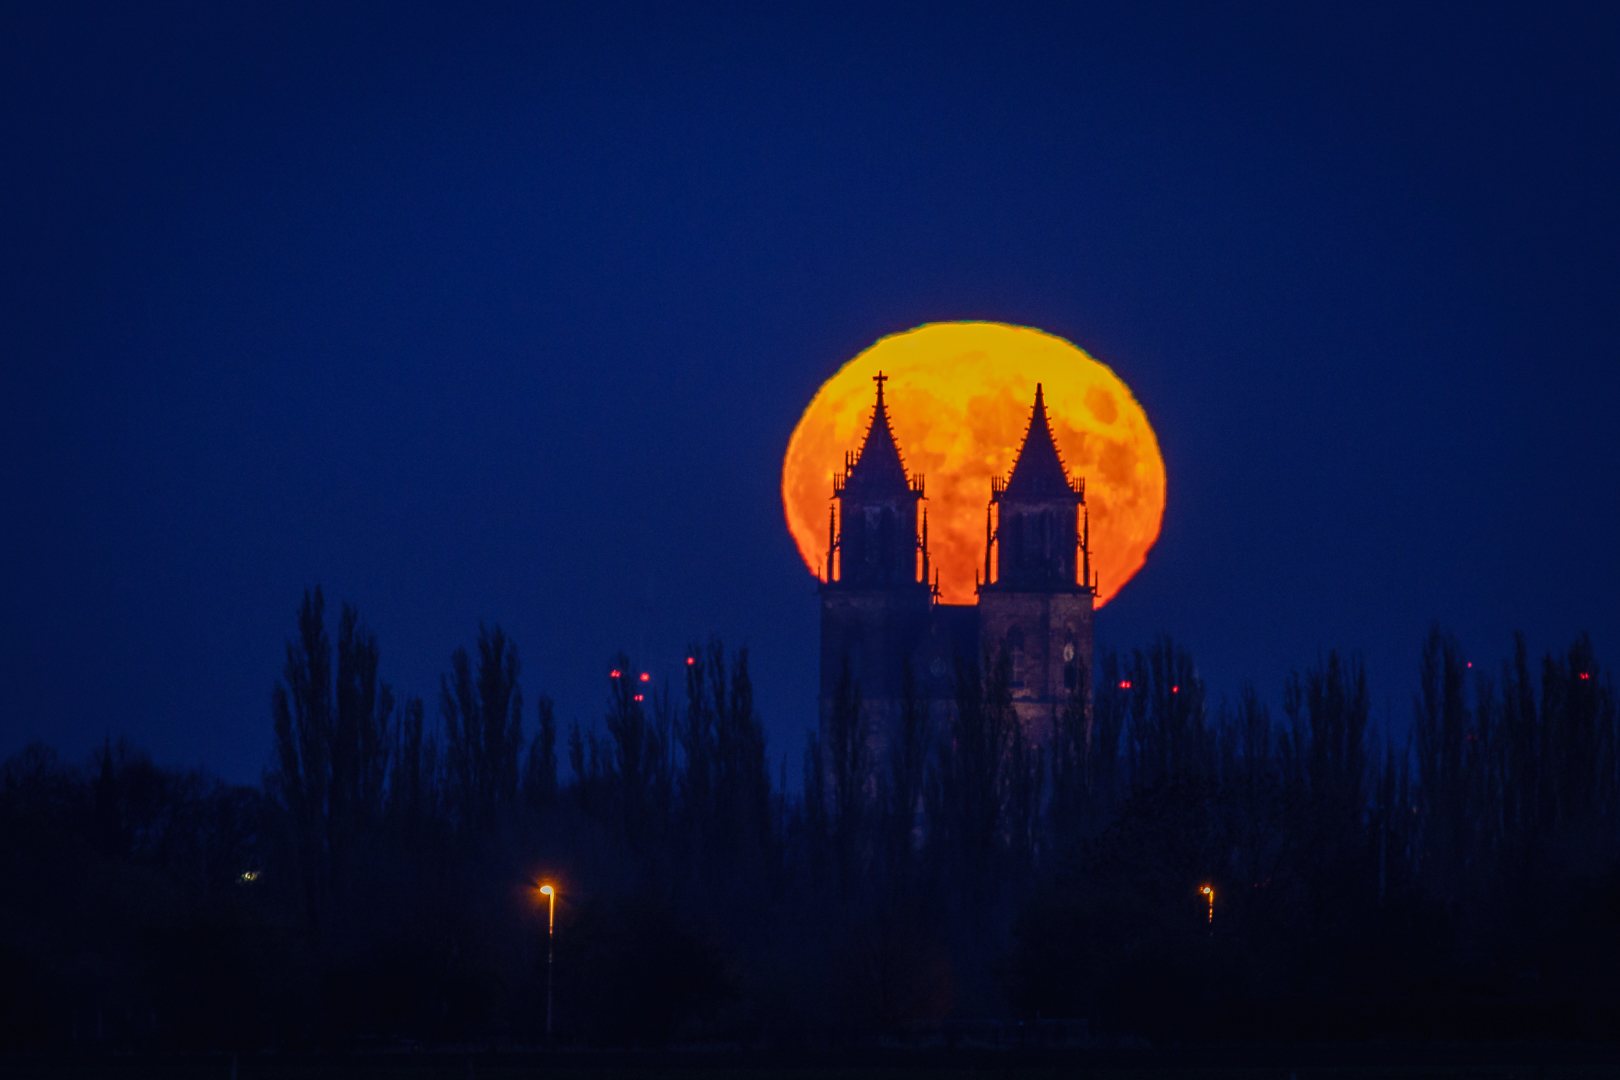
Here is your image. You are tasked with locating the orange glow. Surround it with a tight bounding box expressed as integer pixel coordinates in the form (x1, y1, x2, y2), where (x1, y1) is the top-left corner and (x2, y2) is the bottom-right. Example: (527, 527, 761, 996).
(1200, 884, 1215, 924)
(783, 323, 1164, 606)
(538, 883, 556, 935)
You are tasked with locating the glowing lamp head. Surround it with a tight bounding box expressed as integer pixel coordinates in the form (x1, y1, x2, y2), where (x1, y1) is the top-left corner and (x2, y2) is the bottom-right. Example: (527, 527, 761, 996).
(539, 884, 554, 897)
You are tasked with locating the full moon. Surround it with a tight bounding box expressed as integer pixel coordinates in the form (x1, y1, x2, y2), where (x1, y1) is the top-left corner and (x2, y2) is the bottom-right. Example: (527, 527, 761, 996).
(782, 322, 1165, 607)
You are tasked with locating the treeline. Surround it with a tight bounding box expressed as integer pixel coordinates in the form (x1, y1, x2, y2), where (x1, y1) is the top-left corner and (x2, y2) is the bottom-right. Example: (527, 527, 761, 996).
(2, 587, 1617, 1050)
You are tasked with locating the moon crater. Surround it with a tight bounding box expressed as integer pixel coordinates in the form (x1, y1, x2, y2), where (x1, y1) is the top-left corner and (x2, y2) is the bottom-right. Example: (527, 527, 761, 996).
(782, 322, 1165, 608)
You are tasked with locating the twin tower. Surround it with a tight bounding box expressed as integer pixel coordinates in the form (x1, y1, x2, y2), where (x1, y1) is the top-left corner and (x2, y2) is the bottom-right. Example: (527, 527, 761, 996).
(818, 373, 1096, 742)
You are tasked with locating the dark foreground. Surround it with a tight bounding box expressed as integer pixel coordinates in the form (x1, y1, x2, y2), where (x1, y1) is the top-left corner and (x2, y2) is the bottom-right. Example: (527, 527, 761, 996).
(7, 621, 1618, 1049)
(4, 1046, 1620, 1080)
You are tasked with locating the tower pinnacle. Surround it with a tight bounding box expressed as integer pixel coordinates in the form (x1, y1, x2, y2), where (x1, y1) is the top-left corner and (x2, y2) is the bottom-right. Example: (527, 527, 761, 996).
(1002, 383, 1079, 498)
(841, 370, 911, 497)
(986, 383, 1087, 592)
(826, 371, 927, 589)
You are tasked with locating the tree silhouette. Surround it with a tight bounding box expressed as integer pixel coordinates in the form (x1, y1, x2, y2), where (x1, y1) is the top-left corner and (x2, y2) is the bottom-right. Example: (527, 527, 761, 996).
(440, 623, 523, 831)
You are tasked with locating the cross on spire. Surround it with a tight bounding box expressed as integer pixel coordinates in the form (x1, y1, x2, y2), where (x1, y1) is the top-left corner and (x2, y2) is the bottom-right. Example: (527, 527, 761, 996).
(840, 369, 910, 496)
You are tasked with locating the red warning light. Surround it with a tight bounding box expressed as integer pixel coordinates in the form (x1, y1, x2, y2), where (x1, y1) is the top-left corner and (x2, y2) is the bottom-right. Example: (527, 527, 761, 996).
(1119, 681, 1132, 690)
(1172, 685, 1180, 694)
(1580, 672, 1591, 680)
(686, 657, 695, 665)
(609, 669, 621, 679)
(640, 672, 650, 682)
(633, 693, 644, 702)
(1467, 661, 1473, 668)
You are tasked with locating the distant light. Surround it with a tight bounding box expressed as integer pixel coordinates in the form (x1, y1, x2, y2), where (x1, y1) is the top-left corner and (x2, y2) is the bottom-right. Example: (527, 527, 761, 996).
(610, 669, 621, 678)
(238, 870, 259, 884)
(1172, 685, 1179, 694)
(1119, 680, 1132, 690)
(686, 657, 695, 665)
(1580, 672, 1591, 680)
(640, 672, 650, 682)
(633, 694, 644, 702)
(539, 884, 554, 896)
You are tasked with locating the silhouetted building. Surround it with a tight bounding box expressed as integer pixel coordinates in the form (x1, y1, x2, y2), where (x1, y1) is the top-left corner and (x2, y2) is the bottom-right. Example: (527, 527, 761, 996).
(819, 374, 1096, 747)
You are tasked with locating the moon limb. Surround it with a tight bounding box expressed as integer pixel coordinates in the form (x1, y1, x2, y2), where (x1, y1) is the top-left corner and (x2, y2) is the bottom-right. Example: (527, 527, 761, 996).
(782, 322, 1165, 608)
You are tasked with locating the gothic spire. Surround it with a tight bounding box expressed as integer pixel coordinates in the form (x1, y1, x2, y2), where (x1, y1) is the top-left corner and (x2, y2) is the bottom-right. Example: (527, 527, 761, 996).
(1002, 383, 1079, 499)
(843, 371, 911, 495)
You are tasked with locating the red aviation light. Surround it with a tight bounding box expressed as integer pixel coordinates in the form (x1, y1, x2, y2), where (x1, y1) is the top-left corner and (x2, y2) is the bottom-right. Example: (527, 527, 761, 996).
(686, 657, 695, 666)
(1119, 680, 1132, 690)
(640, 672, 650, 682)
(1172, 685, 1180, 694)
(610, 669, 621, 679)
(1580, 672, 1591, 680)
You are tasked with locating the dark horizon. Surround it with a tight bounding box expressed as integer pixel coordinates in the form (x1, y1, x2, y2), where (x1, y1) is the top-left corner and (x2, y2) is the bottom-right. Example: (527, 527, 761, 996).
(4, 604, 1616, 1048)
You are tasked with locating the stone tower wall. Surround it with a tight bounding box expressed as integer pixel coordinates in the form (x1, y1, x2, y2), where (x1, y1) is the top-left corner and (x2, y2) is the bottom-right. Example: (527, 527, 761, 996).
(975, 589, 1094, 744)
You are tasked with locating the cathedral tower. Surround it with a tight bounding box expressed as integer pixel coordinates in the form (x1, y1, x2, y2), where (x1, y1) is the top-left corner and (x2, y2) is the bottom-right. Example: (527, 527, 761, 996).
(978, 384, 1095, 736)
(819, 373, 933, 732)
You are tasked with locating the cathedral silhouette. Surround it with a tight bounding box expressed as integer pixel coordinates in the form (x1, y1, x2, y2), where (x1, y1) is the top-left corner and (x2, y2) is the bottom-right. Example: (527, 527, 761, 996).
(818, 373, 1096, 744)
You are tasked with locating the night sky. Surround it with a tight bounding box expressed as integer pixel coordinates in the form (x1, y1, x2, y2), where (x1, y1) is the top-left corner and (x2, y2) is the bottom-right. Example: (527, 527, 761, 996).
(4, 3, 1616, 784)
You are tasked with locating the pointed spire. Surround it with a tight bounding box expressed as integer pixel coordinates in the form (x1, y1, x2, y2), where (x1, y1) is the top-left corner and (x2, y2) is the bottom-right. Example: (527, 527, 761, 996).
(1002, 383, 1079, 499)
(844, 371, 911, 495)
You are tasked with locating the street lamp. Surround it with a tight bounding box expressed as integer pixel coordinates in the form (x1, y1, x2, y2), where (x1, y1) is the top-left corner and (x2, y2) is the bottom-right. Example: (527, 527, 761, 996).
(1200, 884, 1214, 926)
(539, 884, 556, 1039)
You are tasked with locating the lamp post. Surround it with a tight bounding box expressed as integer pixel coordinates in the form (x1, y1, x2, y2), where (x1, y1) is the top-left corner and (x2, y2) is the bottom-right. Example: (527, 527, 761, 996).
(1200, 884, 1214, 928)
(539, 884, 556, 1039)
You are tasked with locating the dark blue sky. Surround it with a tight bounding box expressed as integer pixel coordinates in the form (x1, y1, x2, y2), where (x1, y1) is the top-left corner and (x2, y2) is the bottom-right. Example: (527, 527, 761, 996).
(3, 3, 1617, 783)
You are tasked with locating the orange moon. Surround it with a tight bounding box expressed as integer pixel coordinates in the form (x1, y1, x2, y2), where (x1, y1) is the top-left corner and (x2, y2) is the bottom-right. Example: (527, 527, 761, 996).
(782, 322, 1165, 607)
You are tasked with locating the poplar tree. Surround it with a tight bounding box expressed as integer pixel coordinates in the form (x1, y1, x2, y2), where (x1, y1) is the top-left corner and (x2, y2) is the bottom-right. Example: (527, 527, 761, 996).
(440, 624, 524, 830)
(270, 587, 397, 928)
(826, 656, 870, 880)
(523, 694, 559, 812)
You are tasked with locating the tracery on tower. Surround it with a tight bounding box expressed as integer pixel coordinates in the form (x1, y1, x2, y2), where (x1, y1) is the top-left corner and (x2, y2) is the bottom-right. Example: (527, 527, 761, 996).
(816, 374, 1096, 751)
(983, 384, 1095, 594)
(824, 372, 931, 590)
